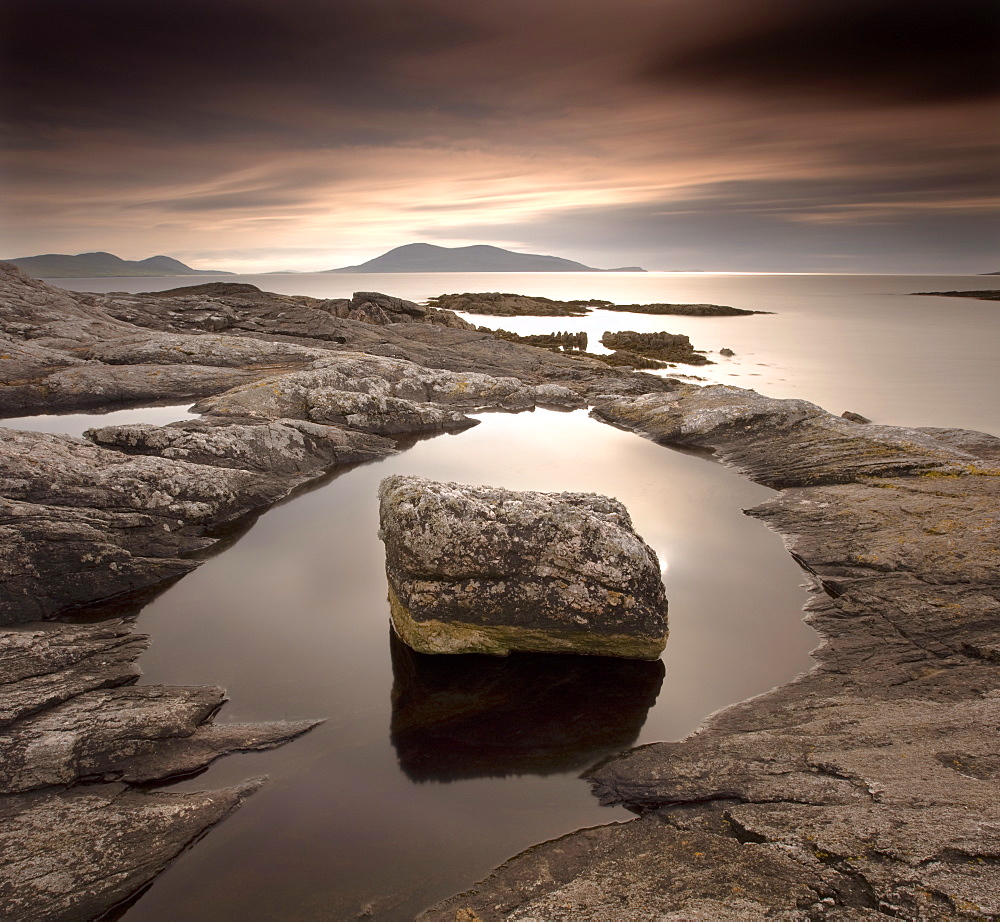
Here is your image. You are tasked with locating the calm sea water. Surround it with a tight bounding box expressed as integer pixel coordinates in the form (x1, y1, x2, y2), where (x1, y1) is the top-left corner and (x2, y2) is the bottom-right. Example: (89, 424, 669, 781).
(60, 271, 1000, 435)
(9, 272, 997, 919)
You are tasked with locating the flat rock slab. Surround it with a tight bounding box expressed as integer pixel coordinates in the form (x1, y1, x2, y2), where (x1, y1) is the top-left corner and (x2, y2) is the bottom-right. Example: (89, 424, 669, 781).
(378, 476, 668, 659)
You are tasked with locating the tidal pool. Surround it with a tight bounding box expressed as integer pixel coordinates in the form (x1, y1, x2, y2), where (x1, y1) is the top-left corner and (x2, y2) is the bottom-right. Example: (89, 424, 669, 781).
(114, 407, 817, 921)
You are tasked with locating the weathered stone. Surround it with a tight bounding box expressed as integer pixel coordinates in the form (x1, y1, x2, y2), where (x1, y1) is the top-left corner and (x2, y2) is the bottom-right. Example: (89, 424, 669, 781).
(596, 349, 671, 370)
(192, 352, 585, 427)
(0, 622, 147, 726)
(87, 417, 394, 473)
(0, 685, 320, 793)
(338, 291, 476, 329)
(378, 476, 668, 659)
(419, 812, 848, 922)
(488, 329, 589, 351)
(592, 385, 996, 487)
(0, 427, 300, 623)
(0, 781, 263, 922)
(599, 330, 713, 365)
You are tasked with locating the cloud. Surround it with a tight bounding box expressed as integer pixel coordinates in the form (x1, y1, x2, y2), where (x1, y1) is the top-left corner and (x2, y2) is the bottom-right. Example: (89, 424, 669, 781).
(642, 0, 1000, 107)
(1, 0, 997, 270)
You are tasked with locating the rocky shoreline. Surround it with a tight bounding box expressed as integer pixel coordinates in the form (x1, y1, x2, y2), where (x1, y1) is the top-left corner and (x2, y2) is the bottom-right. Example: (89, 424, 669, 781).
(2, 262, 997, 920)
(421, 388, 1000, 921)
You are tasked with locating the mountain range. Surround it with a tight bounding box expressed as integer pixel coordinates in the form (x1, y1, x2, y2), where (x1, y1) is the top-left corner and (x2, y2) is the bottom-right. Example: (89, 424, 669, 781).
(325, 243, 645, 273)
(5, 252, 233, 278)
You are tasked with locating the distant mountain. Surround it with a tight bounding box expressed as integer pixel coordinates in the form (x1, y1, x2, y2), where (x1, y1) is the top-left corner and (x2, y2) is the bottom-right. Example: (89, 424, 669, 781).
(5, 251, 233, 278)
(325, 243, 646, 273)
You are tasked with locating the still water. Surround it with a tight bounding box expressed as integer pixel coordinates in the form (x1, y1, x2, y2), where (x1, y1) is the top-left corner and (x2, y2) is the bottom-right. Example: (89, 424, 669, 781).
(120, 409, 815, 921)
(13, 272, 997, 919)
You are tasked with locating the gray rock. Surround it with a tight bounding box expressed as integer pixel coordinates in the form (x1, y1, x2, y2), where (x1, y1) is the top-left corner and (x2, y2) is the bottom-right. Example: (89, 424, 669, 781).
(339, 291, 476, 329)
(591, 385, 992, 487)
(419, 812, 859, 922)
(192, 352, 584, 428)
(0, 684, 320, 792)
(0, 622, 146, 726)
(0, 614, 321, 922)
(0, 427, 305, 623)
(0, 781, 263, 922)
(378, 476, 668, 659)
(599, 330, 714, 365)
(87, 417, 394, 474)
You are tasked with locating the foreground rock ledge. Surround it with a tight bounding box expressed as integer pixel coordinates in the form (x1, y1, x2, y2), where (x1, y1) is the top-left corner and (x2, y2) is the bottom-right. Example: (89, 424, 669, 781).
(378, 476, 668, 659)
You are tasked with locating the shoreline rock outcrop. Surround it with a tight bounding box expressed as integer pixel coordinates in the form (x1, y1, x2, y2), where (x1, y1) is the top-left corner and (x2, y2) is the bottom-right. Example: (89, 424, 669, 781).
(379, 476, 668, 659)
(429, 291, 767, 317)
(420, 387, 1000, 921)
(600, 330, 714, 365)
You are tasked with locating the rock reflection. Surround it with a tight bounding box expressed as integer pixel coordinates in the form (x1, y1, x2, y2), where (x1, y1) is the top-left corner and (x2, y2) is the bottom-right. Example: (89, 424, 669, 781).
(389, 631, 664, 782)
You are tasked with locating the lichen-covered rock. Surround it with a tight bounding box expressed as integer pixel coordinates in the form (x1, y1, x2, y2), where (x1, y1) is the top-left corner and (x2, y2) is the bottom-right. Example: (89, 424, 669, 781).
(592, 385, 998, 487)
(0, 781, 263, 922)
(87, 417, 394, 473)
(378, 476, 668, 659)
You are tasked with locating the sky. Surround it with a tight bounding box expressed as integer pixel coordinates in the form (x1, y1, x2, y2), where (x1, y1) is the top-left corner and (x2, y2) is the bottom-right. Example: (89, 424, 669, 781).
(1, 0, 998, 273)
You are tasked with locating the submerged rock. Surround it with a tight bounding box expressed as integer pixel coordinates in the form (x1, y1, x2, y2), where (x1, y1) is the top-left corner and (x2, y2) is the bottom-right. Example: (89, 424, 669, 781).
(378, 476, 668, 659)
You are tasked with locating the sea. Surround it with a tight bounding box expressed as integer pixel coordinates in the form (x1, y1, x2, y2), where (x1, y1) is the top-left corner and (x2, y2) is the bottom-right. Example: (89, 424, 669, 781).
(5, 272, 998, 920)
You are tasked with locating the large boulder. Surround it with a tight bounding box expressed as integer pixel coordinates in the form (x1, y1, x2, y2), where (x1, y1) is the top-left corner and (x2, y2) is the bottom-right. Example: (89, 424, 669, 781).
(378, 476, 668, 659)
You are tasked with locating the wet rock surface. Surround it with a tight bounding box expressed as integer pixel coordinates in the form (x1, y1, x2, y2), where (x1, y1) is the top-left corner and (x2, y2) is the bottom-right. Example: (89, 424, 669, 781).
(421, 386, 1000, 920)
(378, 475, 668, 659)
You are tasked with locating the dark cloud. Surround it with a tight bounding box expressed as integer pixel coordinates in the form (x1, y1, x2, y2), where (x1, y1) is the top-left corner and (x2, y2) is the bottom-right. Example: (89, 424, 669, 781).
(0, 0, 490, 136)
(644, 0, 1000, 106)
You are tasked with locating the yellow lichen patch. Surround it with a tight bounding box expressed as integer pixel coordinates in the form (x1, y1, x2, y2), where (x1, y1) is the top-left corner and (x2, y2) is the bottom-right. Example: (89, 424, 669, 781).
(387, 583, 667, 661)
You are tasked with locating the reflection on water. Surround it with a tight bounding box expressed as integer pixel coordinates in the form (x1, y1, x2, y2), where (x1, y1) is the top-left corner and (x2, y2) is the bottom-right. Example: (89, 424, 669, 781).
(390, 631, 664, 782)
(114, 408, 816, 922)
(0, 402, 194, 437)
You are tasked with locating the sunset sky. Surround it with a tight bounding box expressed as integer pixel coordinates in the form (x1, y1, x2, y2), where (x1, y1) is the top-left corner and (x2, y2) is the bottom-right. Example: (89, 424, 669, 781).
(2, 0, 998, 273)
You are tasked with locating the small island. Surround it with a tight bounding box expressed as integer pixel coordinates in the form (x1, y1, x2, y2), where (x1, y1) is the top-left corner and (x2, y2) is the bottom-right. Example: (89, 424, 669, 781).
(5, 251, 233, 278)
(912, 289, 1000, 301)
(325, 242, 646, 273)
